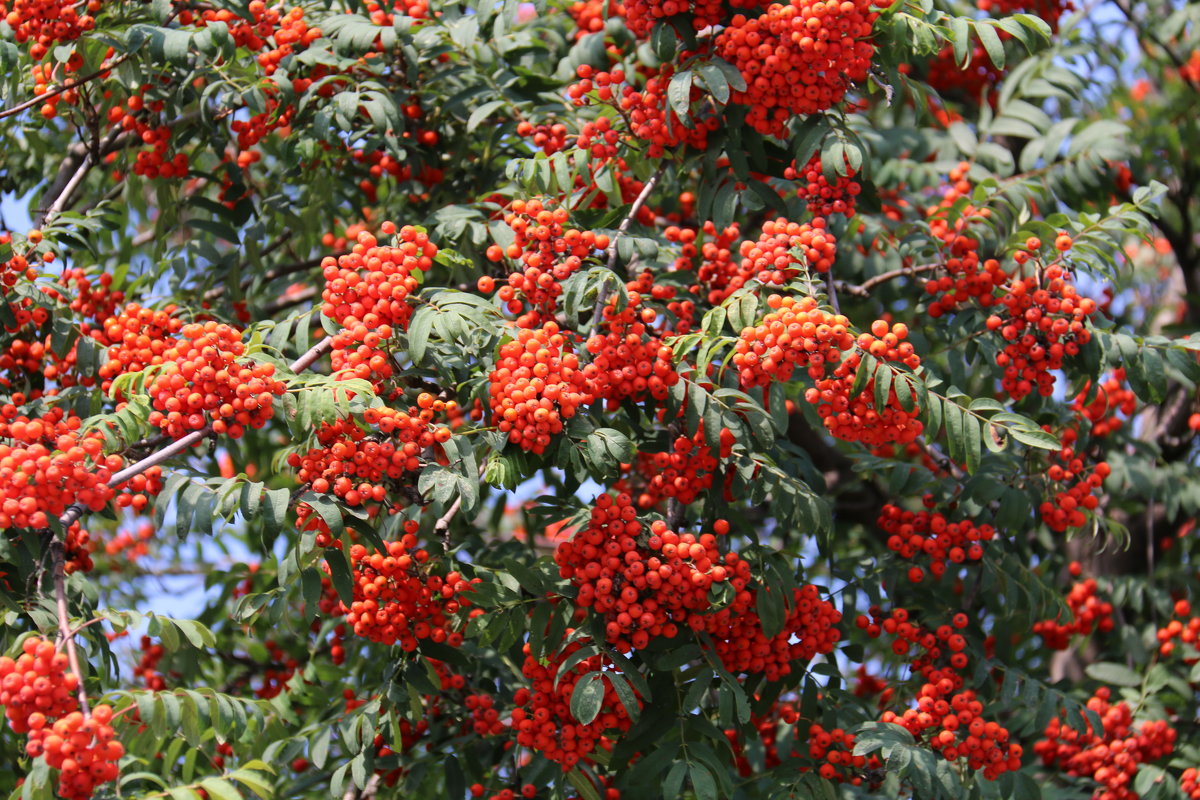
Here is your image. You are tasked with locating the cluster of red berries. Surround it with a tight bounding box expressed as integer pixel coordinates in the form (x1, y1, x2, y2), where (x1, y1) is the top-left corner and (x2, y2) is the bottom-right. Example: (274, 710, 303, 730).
(1156, 598, 1200, 657)
(574, 116, 621, 161)
(805, 723, 879, 783)
(483, 199, 609, 328)
(555, 493, 751, 652)
(622, 424, 731, 509)
(1072, 369, 1136, 438)
(1, 637, 123, 800)
(733, 294, 854, 390)
(706, 583, 842, 681)
(1034, 575, 1114, 650)
(323, 223, 435, 384)
(105, 98, 190, 180)
(254, 639, 300, 699)
(1039, 427, 1109, 532)
(878, 500, 995, 580)
(489, 322, 594, 454)
(612, 66, 714, 158)
(1183, 767, 1200, 799)
(517, 121, 570, 155)
(146, 321, 286, 439)
(624, 0, 724, 36)
(288, 403, 449, 509)
(98, 303, 184, 393)
(585, 273, 681, 407)
(740, 217, 837, 281)
(715, 0, 882, 138)
(134, 635, 167, 691)
(921, 164, 1004, 316)
(0, 407, 118, 529)
(856, 607, 972, 668)
(0, 234, 37, 304)
(786, 153, 861, 217)
(1, 0, 97, 55)
(1034, 687, 1177, 800)
(668, 221, 745, 305)
(986, 250, 1096, 401)
(335, 532, 478, 648)
(62, 523, 96, 574)
(805, 320, 924, 447)
(568, 0, 623, 39)
(512, 639, 638, 769)
(923, 44, 1003, 102)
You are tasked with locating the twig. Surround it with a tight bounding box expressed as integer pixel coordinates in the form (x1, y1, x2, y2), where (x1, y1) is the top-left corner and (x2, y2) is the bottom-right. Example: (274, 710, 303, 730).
(342, 773, 382, 800)
(0, 53, 134, 121)
(40, 152, 94, 227)
(57, 337, 333, 529)
(838, 262, 941, 298)
(51, 542, 90, 715)
(434, 496, 463, 554)
(604, 164, 666, 274)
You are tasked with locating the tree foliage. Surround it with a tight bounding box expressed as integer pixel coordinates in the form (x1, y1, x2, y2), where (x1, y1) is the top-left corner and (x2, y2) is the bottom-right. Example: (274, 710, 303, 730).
(0, 0, 1199, 798)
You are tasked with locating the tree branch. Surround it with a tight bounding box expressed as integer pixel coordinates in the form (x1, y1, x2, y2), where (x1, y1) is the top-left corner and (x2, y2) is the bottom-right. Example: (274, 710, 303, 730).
(0, 53, 134, 122)
(838, 263, 941, 298)
(51, 541, 90, 715)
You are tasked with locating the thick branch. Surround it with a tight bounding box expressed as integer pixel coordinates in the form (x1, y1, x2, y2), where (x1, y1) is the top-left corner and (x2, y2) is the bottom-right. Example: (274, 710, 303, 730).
(838, 262, 942, 298)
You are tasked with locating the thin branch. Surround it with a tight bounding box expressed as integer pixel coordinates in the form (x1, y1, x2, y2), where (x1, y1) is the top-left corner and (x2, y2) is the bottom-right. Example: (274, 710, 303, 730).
(838, 262, 941, 298)
(0, 53, 134, 122)
(435, 496, 463, 554)
(57, 337, 333, 529)
(40, 152, 94, 227)
(51, 542, 90, 715)
(604, 164, 666, 273)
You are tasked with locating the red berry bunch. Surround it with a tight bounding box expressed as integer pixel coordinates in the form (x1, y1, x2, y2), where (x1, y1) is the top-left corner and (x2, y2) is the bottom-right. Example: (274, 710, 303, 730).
(806, 723, 878, 783)
(574, 116, 620, 161)
(1183, 767, 1200, 799)
(511, 639, 639, 769)
(0, 637, 79, 733)
(322, 223, 435, 382)
(0, 407, 118, 529)
(805, 320, 923, 447)
(105, 98, 190, 180)
(585, 273, 681, 407)
(146, 321, 286, 439)
(1034, 687, 1177, 800)
(516, 121, 571, 155)
(624, 0, 723, 36)
(921, 163, 1005, 317)
(715, 0, 882, 138)
(786, 152, 861, 217)
(1072, 369, 1136, 438)
(568, 0, 623, 39)
(135, 635, 167, 691)
(1033, 577, 1114, 650)
(986, 254, 1096, 401)
(0, 0, 97, 56)
(98, 303, 184, 393)
(489, 322, 595, 454)
(288, 404, 447, 510)
(335, 534, 476, 649)
(1156, 599, 1200, 658)
(622, 424, 732, 509)
(26, 704, 124, 800)
(0, 234, 37, 305)
(725, 701, 803, 775)
(485, 199, 609, 328)
(362, 0, 430, 25)
(1039, 427, 1109, 532)
(739, 217, 837, 281)
(878, 501, 995, 580)
(624, 65, 716, 157)
(733, 293, 854, 389)
(669, 221, 746, 305)
(555, 493, 751, 652)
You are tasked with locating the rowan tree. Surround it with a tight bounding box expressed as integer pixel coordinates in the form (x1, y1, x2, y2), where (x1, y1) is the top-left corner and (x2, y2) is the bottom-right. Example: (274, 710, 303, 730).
(0, 0, 1198, 798)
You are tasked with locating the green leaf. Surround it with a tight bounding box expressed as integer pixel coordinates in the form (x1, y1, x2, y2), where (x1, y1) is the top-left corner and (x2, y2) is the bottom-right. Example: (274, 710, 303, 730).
(570, 672, 605, 726)
(690, 764, 717, 800)
(667, 70, 693, 119)
(1084, 662, 1142, 688)
(976, 22, 1005, 70)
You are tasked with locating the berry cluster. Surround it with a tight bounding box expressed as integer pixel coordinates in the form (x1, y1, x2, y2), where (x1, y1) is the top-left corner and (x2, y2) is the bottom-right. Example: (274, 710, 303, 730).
(1156, 598, 1200, 657)
(740, 217, 837, 281)
(786, 152, 861, 217)
(516, 121, 570, 155)
(0, 407, 118, 529)
(878, 500, 995, 580)
(668, 221, 744, 305)
(1072, 369, 1136, 438)
(484, 199, 609, 328)
(1034, 687, 1177, 800)
(1, 638, 123, 800)
(585, 272, 681, 407)
(624, 0, 723, 36)
(511, 639, 638, 769)
(1033, 576, 1114, 650)
(715, 0, 882, 138)
(733, 293, 854, 389)
(1, 0, 97, 56)
(106, 98, 190, 180)
(986, 253, 1096, 402)
(488, 322, 594, 454)
(622, 424, 730, 509)
(97, 304, 183, 392)
(555, 493, 751, 652)
(323, 223, 435, 385)
(146, 321, 286, 439)
(609, 66, 713, 158)
(336, 534, 477, 648)
(805, 320, 924, 447)
(568, 0, 623, 39)
(1039, 427, 1109, 532)
(1183, 767, 1200, 799)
